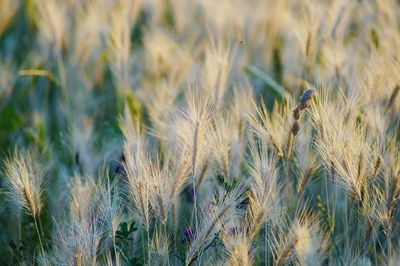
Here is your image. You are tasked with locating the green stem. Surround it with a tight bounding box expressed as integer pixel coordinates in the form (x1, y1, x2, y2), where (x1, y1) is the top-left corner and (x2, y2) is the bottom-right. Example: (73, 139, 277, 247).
(141, 229, 145, 263)
(34, 216, 44, 255)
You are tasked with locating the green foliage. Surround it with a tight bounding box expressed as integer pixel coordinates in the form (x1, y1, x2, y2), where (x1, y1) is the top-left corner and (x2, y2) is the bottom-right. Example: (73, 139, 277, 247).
(244, 65, 290, 101)
(0, 0, 399, 265)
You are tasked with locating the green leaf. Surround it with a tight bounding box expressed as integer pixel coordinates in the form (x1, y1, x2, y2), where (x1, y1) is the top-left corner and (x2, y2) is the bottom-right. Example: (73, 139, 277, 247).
(216, 173, 225, 185)
(116, 220, 137, 240)
(244, 64, 290, 100)
(128, 221, 137, 233)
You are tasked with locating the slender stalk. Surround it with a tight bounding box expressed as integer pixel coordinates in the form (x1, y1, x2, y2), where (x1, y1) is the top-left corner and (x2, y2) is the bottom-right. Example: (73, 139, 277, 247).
(191, 120, 199, 227)
(141, 229, 145, 263)
(264, 222, 269, 266)
(147, 229, 150, 265)
(192, 173, 198, 226)
(285, 132, 294, 194)
(34, 215, 44, 255)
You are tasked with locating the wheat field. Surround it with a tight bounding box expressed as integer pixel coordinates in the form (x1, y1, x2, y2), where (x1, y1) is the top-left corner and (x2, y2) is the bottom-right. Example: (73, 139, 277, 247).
(0, 0, 399, 265)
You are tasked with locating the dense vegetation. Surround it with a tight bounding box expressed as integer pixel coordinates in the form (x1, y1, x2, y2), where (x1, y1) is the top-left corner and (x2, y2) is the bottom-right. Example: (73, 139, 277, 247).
(0, 0, 399, 265)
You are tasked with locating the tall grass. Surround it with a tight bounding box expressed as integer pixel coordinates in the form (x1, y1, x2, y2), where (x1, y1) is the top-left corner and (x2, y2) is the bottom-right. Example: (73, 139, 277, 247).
(0, 0, 399, 265)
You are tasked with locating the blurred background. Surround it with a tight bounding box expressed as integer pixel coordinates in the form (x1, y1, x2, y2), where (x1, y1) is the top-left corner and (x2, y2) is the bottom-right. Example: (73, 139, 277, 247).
(0, 0, 399, 264)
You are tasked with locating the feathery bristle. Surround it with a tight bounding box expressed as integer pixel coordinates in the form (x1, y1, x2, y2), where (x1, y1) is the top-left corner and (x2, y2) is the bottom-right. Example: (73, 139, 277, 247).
(3, 151, 43, 218)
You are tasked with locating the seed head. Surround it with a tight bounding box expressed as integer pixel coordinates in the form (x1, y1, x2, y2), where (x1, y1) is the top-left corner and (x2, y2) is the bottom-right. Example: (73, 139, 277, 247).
(299, 88, 316, 110)
(293, 107, 301, 120)
(291, 121, 300, 136)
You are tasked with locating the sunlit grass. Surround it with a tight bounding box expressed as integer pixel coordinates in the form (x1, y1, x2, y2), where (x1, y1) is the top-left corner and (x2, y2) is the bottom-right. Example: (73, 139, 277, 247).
(0, 0, 399, 265)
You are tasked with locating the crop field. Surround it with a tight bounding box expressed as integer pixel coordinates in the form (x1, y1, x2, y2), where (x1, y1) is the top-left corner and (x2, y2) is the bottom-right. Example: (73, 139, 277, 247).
(0, 0, 399, 265)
